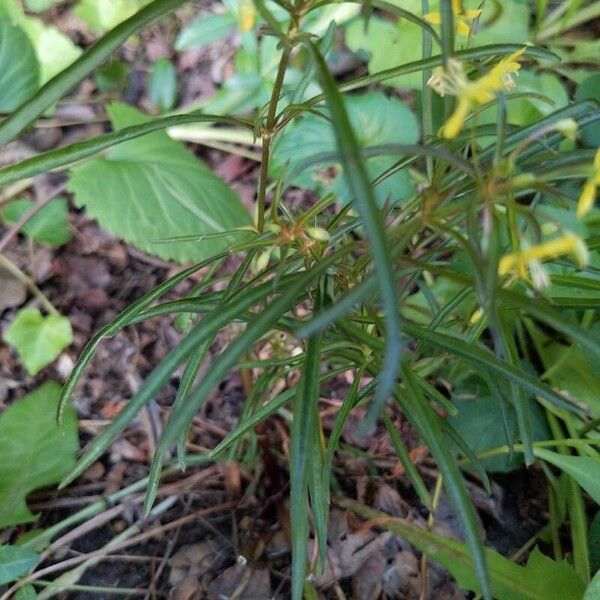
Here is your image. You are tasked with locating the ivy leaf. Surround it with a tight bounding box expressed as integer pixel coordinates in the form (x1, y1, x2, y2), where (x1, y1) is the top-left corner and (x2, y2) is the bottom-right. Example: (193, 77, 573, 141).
(3, 308, 72, 376)
(272, 92, 419, 206)
(450, 392, 550, 473)
(0, 382, 79, 528)
(69, 103, 251, 263)
(1, 197, 71, 247)
(0, 16, 39, 111)
(0, 546, 38, 585)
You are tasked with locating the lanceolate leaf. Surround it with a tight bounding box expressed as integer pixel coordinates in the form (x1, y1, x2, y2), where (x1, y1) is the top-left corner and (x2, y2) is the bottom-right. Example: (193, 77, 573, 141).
(307, 41, 402, 429)
(535, 448, 600, 505)
(69, 103, 251, 263)
(290, 293, 322, 599)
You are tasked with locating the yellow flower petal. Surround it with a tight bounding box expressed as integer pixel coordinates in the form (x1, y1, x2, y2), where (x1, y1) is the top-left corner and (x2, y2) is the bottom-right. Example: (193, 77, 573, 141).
(577, 181, 597, 218)
(498, 254, 516, 275)
(441, 96, 471, 139)
(423, 11, 442, 24)
(456, 18, 472, 36)
(499, 234, 589, 281)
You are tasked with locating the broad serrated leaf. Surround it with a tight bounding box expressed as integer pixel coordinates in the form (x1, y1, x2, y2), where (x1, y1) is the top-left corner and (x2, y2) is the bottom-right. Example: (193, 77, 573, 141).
(1, 197, 71, 247)
(0, 382, 78, 528)
(3, 308, 72, 375)
(0, 16, 39, 111)
(0, 546, 38, 585)
(343, 500, 586, 600)
(272, 91, 419, 206)
(68, 102, 251, 263)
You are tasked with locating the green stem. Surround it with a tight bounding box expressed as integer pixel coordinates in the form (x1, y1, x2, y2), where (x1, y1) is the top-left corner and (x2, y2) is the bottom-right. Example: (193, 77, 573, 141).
(256, 44, 292, 232)
(422, 0, 434, 180)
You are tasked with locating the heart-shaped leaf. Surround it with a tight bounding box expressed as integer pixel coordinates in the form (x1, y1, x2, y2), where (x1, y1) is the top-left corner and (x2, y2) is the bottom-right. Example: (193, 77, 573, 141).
(3, 308, 72, 375)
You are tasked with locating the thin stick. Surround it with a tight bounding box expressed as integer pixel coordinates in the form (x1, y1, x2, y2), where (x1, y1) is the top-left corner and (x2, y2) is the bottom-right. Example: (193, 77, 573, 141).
(0, 183, 66, 254)
(0, 253, 58, 315)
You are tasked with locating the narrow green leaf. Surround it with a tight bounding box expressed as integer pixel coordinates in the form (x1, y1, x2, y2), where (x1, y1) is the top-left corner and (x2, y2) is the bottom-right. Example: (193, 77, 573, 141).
(565, 474, 590, 582)
(535, 448, 600, 505)
(383, 412, 432, 508)
(59, 275, 286, 487)
(302, 44, 558, 108)
(290, 288, 322, 598)
(401, 362, 491, 600)
(403, 322, 586, 415)
(144, 250, 346, 511)
(307, 41, 402, 428)
(174, 339, 212, 469)
(58, 254, 231, 425)
(0, 0, 187, 145)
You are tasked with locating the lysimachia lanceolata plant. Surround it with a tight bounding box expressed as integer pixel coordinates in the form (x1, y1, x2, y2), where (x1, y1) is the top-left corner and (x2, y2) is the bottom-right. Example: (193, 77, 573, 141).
(1, 0, 600, 598)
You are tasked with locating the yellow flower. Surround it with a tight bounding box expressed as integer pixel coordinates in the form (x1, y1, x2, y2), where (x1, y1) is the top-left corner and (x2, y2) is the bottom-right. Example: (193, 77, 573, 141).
(239, 0, 256, 32)
(498, 234, 589, 288)
(424, 0, 482, 37)
(577, 148, 600, 219)
(428, 47, 527, 139)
